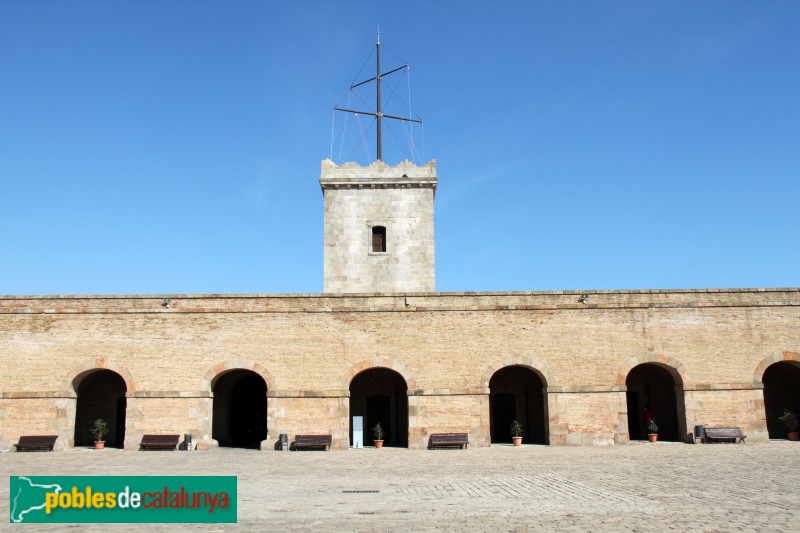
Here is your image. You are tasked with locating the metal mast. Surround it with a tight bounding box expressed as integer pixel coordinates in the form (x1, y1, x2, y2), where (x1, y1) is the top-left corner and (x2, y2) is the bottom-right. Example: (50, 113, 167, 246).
(334, 33, 422, 162)
(376, 32, 382, 161)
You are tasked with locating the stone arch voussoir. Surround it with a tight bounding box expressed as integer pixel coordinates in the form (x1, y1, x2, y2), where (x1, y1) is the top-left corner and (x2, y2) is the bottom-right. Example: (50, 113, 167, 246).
(753, 351, 800, 385)
(340, 357, 417, 390)
(63, 358, 136, 393)
(616, 354, 690, 387)
(480, 355, 552, 389)
(201, 359, 276, 393)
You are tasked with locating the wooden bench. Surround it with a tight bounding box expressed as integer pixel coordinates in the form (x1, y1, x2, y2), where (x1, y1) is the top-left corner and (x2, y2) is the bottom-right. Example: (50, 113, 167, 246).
(703, 427, 746, 444)
(428, 433, 469, 449)
(291, 434, 332, 451)
(14, 435, 58, 452)
(139, 434, 180, 451)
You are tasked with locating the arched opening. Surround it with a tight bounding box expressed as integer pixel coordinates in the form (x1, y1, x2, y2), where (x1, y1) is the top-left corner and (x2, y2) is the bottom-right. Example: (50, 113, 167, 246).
(626, 363, 685, 442)
(763, 361, 800, 439)
(489, 366, 548, 444)
(349, 368, 408, 447)
(212, 370, 267, 449)
(73, 369, 127, 448)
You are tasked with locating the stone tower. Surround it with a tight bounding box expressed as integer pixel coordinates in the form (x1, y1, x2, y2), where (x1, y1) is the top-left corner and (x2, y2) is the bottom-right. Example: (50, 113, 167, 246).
(320, 159, 437, 293)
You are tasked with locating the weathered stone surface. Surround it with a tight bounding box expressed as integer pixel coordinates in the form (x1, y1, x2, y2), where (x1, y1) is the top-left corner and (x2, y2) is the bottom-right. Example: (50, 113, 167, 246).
(321, 159, 436, 293)
(0, 289, 798, 450)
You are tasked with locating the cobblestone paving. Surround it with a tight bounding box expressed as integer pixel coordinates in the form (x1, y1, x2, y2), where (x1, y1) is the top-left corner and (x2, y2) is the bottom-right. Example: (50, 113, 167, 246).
(2, 442, 798, 532)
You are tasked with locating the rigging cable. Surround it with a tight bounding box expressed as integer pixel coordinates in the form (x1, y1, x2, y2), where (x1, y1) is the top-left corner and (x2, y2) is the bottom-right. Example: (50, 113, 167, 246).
(420, 124, 426, 163)
(355, 114, 373, 162)
(380, 66, 407, 112)
(379, 66, 418, 163)
(385, 119, 413, 161)
(337, 92, 353, 162)
(407, 66, 415, 163)
(351, 46, 375, 87)
(329, 108, 336, 161)
(381, 44, 408, 68)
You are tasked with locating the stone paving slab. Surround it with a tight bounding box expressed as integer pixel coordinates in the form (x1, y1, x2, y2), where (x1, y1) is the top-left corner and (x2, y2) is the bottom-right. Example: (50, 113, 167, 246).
(1, 442, 798, 532)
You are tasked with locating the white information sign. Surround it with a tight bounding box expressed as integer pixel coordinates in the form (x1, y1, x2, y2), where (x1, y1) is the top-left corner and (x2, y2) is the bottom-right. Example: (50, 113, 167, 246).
(352, 416, 363, 448)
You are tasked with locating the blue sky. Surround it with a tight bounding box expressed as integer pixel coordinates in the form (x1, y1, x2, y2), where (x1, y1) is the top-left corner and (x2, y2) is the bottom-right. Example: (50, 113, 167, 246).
(1, 1, 798, 295)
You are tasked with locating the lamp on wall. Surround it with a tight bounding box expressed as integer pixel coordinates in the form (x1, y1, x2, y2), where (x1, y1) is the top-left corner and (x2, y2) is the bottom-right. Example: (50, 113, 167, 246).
(579, 294, 589, 304)
(162, 298, 171, 309)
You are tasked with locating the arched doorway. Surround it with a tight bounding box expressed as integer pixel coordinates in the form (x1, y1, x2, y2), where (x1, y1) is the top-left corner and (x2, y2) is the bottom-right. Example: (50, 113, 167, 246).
(763, 361, 800, 439)
(73, 369, 127, 448)
(212, 370, 267, 449)
(626, 363, 685, 442)
(489, 366, 548, 444)
(349, 368, 408, 447)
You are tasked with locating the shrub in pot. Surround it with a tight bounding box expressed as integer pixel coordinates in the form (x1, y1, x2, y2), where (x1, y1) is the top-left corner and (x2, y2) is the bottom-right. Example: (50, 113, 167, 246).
(372, 422, 385, 448)
(646, 418, 658, 443)
(510, 420, 524, 446)
(91, 418, 108, 449)
(778, 410, 799, 441)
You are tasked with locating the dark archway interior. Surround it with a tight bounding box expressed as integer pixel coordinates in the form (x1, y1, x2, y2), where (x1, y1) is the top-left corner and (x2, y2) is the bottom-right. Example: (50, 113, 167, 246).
(350, 368, 408, 447)
(74, 370, 127, 448)
(626, 364, 681, 441)
(212, 370, 267, 449)
(763, 361, 800, 439)
(489, 366, 547, 444)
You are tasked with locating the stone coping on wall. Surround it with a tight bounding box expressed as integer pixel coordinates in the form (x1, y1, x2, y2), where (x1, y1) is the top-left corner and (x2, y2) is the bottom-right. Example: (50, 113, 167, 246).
(407, 388, 490, 396)
(0, 392, 78, 399)
(3, 287, 798, 299)
(0, 383, 766, 400)
(267, 390, 349, 398)
(126, 391, 214, 398)
(547, 386, 626, 393)
(684, 382, 764, 391)
(1, 287, 797, 315)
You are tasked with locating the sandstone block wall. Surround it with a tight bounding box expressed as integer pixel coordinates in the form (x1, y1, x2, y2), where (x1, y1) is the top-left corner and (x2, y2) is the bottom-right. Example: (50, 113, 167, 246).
(321, 159, 436, 293)
(0, 288, 798, 450)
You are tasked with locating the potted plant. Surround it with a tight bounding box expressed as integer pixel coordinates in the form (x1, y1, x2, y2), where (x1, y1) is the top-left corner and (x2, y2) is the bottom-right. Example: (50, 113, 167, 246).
(91, 418, 108, 449)
(778, 409, 799, 441)
(372, 422, 385, 449)
(510, 420, 524, 446)
(646, 418, 658, 443)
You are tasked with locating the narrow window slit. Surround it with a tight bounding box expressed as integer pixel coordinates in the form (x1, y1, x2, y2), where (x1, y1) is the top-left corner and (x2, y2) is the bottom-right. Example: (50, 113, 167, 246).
(372, 226, 386, 253)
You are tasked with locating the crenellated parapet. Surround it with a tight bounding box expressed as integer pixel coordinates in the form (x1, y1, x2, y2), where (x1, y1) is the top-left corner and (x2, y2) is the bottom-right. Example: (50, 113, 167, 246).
(320, 159, 437, 196)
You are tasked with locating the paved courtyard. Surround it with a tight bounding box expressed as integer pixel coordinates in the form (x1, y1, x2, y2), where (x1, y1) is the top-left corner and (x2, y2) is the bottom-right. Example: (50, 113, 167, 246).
(3, 441, 798, 532)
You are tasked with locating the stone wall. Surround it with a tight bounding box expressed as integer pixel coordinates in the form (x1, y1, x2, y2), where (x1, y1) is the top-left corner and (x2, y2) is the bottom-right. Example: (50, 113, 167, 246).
(0, 288, 798, 450)
(321, 159, 436, 293)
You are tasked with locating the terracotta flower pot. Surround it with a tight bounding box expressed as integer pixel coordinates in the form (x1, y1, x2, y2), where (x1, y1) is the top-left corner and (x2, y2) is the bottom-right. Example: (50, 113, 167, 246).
(94, 441, 105, 449)
(374, 440, 384, 449)
(647, 434, 658, 443)
(788, 432, 799, 441)
(512, 436, 522, 446)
